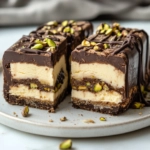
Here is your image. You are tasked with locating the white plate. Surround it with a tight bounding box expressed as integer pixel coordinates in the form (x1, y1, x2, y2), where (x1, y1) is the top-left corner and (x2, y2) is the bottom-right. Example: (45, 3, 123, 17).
(0, 72, 150, 138)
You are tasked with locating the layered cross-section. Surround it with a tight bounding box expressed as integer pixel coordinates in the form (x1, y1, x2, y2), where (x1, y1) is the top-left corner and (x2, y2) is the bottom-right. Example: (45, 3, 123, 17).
(3, 34, 68, 110)
(71, 23, 149, 115)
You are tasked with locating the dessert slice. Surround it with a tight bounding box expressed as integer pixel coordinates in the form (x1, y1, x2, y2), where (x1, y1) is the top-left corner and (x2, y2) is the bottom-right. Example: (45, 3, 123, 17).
(3, 34, 68, 111)
(71, 23, 149, 115)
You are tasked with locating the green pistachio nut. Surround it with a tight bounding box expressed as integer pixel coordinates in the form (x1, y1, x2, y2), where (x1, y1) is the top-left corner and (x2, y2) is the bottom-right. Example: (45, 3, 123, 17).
(100, 117, 106, 121)
(100, 29, 105, 34)
(70, 28, 75, 34)
(59, 139, 72, 150)
(51, 30, 57, 34)
(57, 26, 63, 32)
(93, 45, 100, 51)
(62, 20, 68, 27)
(105, 28, 113, 35)
(63, 27, 71, 33)
(94, 83, 102, 92)
(31, 44, 43, 50)
(132, 102, 145, 109)
(30, 83, 38, 89)
(78, 86, 87, 90)
(97, 25, 103, 31)
(47, 21, 58, 26)
(44, 87, 50, 92)
(22, 106, 29, 117)
(90, 42, 97, 46)
(104, 24, 110, 30)
(47, 39, 56, 48)
(103, 84, 109, 91)
(81, 40, 90, 46)
(122, 30, 128, 36)
(69, 20, 75, 24)
(86, 82, 91, 86)
(103, 43, 109, 49)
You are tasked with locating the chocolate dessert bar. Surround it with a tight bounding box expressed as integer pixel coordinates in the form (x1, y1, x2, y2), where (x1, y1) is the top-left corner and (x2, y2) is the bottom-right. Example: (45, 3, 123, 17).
(71, 23, 149, 115)
(3, 34, 68, 110)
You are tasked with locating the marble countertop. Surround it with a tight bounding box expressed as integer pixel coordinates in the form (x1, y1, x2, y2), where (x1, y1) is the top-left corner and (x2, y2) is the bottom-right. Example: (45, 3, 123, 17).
(0, 21, 150, 150)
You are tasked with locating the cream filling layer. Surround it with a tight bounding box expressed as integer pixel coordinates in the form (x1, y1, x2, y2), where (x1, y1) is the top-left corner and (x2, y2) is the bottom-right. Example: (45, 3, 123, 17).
(71, 61, 125, 88)
(72, 90, 122, 104)
(10, 55, 67, 86)
(9, 75, 68, 102)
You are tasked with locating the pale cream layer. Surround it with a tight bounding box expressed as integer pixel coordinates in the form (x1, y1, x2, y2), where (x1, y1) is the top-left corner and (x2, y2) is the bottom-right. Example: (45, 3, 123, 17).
(10, 55, 67, 86)
(72, 90, 122, 104)
(9, 74, 68, 102)
(71, 61, 125, 88)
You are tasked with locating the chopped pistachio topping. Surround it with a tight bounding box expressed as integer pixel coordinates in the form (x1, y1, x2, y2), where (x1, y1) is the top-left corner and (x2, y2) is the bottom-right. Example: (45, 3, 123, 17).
(97, 25, 103, 31)
(60, 116, 67, 121)
(78, 86, 87, 90)
(57, 26, 63, 32)
(94, 45, 99, 51)
(22, 106, 29, 117)
(132, 102, 145, 109)
(47, 21, 58, 26)
(59, 139, 72, 150)
(103, 84, 109, 91)
(63, 27, 71, 33)
(46, 38, 56, 48)
(35, 39, 45, 45)
(44, 87, 50, 91)
(122, 30, 128, 36)
(103, 43, 109, 49)
(104, 24, 110, 30)
(86, 82, 91, 86)
(31, 43, 43, 50)
(30, 83, 38, 89)
(81, 40, 90, 46)
(70, 28, 75, 34)
(62, 20, 68, 27)
(90, 42, 97, 46)
(69, 20, 75, 24)
(100, 29, 105, 34)
(94, 83, 102, 92)
(51, 30, 57, 34)
(100, 117, 106, 121)
(113, 22, 120, 28)
(105, 28, 113, 35)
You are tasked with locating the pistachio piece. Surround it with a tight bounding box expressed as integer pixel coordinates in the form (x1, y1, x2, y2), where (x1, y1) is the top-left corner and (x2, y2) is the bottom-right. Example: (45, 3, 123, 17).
(86, 82, 91, 86)
(103, 43, 109, 49)
(140, 85, 144, 93)
(46, 38, 56, 48)
(60, 116, 67, 121)
(35, 39, 44, 45)
(100, 117, 106, 121)
(69, 20, 75, 24)
(94, 45, 100, 51)
(57, 26, 63, 32)
(122, 30, 128, 36)
(47, 21, 58, 26)
(97, 25, 103, 31)
(22, 106, 29, 117)
(62, 20, 68, 27)
(90, 42, 97, 46)
(59, 139, 72, 150)
(50, 47, 56, 53)
(100, 29, 105, 34)
(81, 40, 90, 46)
(44, 87, 50, 91)
(114, 30, 122, 37)
(105, 28, 113, 35)
(31, 43, 43, 50)
(30, 83, 38, 89)
(103, 84, 109, 91)
(132, 102, 145, 109)
(78, 86, 87, 90)
(113, 22, 120, 28)
(51, 30, 57, 34)
(63, 27, 71, 33)
(70, 28, 74, 34)
(104, 24, 110, 30)
(94, 83, 102, 92)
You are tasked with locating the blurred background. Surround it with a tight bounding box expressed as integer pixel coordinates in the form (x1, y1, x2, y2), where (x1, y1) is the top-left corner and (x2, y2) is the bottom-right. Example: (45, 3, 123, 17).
(0, 0, 150, 26)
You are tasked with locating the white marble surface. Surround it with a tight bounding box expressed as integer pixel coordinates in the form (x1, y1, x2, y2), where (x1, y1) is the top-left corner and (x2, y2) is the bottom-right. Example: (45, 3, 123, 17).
(0, 21, 150, 150)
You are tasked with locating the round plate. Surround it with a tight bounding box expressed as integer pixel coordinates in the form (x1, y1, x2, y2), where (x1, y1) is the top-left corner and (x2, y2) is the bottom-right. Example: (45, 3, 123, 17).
(0, 73, 150, 138)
